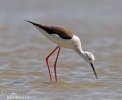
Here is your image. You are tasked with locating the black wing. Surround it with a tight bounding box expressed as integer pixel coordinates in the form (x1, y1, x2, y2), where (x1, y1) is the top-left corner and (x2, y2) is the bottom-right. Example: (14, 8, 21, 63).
(26, 20, 74, 39)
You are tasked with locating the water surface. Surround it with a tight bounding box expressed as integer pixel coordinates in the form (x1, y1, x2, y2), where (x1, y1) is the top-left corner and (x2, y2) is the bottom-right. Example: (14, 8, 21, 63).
(0, 0, 122, 100)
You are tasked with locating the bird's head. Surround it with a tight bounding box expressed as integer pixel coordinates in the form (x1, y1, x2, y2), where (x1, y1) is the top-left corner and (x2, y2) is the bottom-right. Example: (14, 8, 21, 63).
(82, 51, 98, 79)
(83, 51, 95, 63)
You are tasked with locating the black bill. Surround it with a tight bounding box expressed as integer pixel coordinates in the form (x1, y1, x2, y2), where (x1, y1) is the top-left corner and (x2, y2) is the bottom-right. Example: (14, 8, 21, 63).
(90, 63, 98, 79)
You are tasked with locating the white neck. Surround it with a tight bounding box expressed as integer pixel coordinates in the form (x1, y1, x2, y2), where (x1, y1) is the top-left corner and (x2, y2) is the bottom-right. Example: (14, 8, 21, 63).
(74, 47, 85, 58)
(79, 49, 85, 58)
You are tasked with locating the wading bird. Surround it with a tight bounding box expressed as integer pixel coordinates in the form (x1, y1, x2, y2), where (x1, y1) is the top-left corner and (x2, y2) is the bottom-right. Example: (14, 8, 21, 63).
(26, 20, 98, 81)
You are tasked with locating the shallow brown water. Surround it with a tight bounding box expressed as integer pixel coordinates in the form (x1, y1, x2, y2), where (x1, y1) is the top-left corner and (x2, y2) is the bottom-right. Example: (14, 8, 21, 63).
(0, 0, 122, 100)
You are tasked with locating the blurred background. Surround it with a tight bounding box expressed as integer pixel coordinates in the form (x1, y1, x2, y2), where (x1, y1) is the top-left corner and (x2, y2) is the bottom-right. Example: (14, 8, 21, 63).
(0, 0, 122, 100)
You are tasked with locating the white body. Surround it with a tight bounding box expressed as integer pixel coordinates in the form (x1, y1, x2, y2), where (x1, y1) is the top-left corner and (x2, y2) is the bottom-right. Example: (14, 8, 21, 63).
(38, 28, 81, 50)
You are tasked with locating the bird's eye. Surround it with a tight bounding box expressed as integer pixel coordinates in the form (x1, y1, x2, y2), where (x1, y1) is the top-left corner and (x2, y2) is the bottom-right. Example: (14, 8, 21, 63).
(89, 58, 91, 60)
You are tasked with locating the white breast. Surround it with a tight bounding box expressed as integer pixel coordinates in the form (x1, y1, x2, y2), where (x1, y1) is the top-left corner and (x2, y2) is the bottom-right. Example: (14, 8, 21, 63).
(72, 35, 82, 49)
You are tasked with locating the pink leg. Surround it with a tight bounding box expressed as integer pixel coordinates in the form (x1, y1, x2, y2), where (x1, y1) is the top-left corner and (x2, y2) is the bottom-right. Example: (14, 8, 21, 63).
(54, 47, 61, 82)
(45, 46, 59, 81)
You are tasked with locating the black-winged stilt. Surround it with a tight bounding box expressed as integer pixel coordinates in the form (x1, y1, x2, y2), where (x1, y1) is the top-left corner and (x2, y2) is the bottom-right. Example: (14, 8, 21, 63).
(26, 20, 98, 81)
